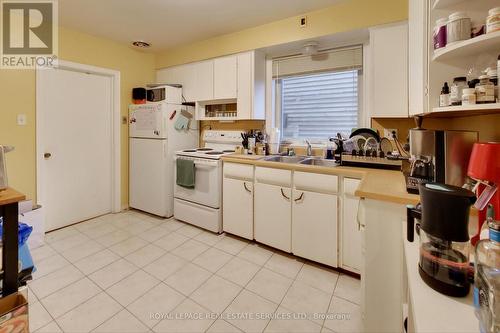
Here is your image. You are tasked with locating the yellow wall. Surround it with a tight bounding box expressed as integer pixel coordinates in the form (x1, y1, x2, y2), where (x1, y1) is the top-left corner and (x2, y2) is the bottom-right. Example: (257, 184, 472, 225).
(156, 0, 408, 68)
(0, 27, 156, 206)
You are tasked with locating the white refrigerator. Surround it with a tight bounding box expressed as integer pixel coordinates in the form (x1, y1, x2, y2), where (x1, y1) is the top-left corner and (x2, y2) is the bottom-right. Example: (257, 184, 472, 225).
(129, 102, 198, 217)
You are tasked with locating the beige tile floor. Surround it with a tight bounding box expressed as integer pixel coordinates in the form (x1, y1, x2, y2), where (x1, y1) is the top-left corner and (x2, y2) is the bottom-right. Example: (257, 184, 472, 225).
(27, 210, 361, 333)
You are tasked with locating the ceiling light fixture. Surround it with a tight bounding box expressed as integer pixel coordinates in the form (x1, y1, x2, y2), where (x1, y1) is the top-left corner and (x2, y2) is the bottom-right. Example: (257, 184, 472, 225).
(132, 40, 152, 48)
(301, 42, 320, 55)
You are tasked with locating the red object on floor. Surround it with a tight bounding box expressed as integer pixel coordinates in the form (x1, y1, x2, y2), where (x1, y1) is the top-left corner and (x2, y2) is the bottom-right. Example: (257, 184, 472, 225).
(468, 142, 500, 245)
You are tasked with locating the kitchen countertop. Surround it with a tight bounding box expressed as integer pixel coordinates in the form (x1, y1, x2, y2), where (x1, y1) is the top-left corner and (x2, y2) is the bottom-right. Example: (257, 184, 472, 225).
(403, 225, 479, 333)
(222, 154, 420, 206)
(0, 188, 26, 206)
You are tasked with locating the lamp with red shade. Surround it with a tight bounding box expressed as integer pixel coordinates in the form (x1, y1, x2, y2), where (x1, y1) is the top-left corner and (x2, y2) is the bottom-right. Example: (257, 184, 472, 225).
(467, 142, 500, 245)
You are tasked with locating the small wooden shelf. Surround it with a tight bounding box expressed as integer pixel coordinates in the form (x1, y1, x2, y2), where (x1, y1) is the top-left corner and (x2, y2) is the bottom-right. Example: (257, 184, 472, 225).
(432, 0, 467, 10)
(432, 31, 500, 62)
(422, 103, 500, 117)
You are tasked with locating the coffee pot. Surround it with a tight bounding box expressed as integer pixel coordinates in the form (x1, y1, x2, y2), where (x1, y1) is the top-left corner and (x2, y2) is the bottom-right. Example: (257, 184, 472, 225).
(407, 183, 476, 297)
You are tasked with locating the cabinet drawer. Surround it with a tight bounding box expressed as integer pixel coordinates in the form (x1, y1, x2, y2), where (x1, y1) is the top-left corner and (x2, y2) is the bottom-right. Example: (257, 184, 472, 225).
(255, 167, 292, 187)
(344, 178, 361, 196)
(224, 163, 254, 181)
(294, 172, 338, 194)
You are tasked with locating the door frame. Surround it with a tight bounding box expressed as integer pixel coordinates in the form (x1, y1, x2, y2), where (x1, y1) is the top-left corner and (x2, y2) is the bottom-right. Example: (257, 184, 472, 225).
(36, 60, 121, 215)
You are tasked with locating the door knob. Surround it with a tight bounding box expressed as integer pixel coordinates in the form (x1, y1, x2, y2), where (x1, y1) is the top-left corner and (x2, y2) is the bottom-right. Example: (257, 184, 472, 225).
(44, 153, 52, 159)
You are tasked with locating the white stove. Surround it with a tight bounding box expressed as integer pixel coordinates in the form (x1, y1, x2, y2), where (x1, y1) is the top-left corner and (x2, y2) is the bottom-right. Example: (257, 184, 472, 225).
(176, 131, 243, 160)
(174, 131, 244, 233)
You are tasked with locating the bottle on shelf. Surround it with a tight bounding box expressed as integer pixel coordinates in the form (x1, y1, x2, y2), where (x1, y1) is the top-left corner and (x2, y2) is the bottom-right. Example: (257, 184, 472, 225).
(474, 217, 500, 333)
(439, 82, 451, 107)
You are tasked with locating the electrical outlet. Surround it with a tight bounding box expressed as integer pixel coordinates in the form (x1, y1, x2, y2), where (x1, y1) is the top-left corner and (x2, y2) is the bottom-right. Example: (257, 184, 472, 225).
(300, 16, 307, 28)
(383, 128, 398, 140)
(17, 114, 27, 126)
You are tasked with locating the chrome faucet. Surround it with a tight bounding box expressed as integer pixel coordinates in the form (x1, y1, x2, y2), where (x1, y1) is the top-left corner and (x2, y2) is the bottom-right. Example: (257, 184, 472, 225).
(305, 140, 312, 156)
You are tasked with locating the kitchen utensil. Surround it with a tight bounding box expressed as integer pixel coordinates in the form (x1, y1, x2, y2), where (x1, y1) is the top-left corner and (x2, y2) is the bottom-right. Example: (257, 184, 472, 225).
(407, 183, 476, 297)
(406, 119, 477, 194)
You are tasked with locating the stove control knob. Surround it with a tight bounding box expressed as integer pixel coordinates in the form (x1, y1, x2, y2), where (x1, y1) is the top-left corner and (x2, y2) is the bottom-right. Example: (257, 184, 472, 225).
(358, 149, 364, 156)
(351, 150, 357, 156)
(379, 151, 385, 158)
(372, 150, 378, 158)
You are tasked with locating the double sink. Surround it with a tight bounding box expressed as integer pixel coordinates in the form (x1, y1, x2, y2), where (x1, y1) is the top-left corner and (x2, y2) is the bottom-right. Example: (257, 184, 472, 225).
(263, 155, 339, 167)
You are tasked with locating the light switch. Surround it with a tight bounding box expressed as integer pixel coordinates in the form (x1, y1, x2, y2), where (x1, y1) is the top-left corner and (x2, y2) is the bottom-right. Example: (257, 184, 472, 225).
(17, 114, 27, 126)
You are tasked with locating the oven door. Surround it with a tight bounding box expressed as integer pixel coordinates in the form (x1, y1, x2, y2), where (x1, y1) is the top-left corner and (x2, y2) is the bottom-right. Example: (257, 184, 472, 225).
(174, 156, 222, 209)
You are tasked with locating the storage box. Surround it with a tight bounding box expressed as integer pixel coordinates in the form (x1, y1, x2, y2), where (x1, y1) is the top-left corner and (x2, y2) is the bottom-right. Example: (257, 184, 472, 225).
(19, 200, 44, 249)
(0, 292, 29, 333)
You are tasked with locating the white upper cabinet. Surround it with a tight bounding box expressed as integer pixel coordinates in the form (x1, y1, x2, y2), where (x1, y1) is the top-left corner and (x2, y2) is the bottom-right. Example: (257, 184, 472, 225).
(195, 60, 214, 101)
(157, 50, 265, 120)
(214, 55, 237, 99)
(408, 0, 429, 116)
(156, 64, 197, 102)
(237, 51, 266, 120)
(369, 22, 409, 118)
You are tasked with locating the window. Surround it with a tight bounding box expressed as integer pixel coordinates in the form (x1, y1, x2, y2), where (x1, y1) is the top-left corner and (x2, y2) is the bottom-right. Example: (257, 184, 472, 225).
(273, 46, 363, 142)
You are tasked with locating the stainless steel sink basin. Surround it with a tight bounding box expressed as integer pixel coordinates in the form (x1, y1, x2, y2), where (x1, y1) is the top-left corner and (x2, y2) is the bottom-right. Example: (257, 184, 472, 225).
(264, 156, 307, 164)
(300, 158, 339, 167)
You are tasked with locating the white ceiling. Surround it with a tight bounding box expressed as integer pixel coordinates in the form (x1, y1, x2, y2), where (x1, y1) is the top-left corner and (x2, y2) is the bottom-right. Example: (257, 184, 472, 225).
(59, 0, 343, 51)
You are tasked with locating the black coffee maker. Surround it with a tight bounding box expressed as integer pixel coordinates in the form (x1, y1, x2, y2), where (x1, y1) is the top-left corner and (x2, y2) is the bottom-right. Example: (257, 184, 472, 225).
(407, 183, 476, 297)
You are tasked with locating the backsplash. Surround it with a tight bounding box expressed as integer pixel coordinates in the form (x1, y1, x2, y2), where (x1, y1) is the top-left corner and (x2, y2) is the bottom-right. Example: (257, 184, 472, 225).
(372, 113, 500, 143)
(199, 120, 265, 146)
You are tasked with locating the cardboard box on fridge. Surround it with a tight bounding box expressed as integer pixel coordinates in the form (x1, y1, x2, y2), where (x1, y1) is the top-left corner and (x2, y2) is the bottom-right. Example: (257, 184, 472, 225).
(0, 292, 29, 333)
(18, 200, 45, 249)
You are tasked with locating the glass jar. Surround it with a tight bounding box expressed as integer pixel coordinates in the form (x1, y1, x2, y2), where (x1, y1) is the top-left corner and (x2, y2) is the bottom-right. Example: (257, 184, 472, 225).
(474, 220, 500, 333)
(451, 77, 467, 105)
(487, 68, 498, 102)
(476, 75, 496, 104)
(447, 12, 471, 44)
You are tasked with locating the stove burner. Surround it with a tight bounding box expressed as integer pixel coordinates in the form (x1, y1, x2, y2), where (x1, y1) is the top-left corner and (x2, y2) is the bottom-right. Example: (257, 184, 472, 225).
(223, 150, 235, 153)
(197, 148, 213, 151)
(205, 151, 223, 155)
(183, 150, 197, 152)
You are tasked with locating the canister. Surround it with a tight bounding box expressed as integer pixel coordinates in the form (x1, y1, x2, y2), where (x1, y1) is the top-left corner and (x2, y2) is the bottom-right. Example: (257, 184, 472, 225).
(462, 88, 476, 106)
(447, 12, 471, 44)
(433, 18, 448, 50)
(475, 75, 495, 103)
(486, 7, 500, 34)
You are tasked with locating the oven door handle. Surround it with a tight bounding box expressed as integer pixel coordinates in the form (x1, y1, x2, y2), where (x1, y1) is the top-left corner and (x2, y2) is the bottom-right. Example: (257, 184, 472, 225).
(194, 161, 218, 169)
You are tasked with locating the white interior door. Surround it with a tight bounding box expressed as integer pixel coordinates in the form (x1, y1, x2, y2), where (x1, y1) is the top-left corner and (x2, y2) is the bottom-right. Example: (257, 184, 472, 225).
(38, 67, 113, 231)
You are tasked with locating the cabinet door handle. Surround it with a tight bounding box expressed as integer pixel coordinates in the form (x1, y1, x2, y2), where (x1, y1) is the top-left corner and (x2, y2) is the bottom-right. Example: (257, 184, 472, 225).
(243, 182, 252, 193)
(357, 198, 365, 231)
(280, 188, 290, 201)
(294, 192, 305, 203)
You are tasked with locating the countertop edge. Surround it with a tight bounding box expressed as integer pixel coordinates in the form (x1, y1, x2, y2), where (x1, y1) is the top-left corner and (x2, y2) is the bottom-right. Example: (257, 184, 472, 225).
(222, 155, 420, 206)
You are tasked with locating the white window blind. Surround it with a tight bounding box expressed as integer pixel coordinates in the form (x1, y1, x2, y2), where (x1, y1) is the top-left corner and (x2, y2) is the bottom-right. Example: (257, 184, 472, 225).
(273, 46, 362, 141)
(279, 70, 359, 140)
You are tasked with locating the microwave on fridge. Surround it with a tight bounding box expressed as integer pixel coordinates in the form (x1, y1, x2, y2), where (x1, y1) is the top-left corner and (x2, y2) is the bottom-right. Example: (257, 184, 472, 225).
(146, 85, 182, 104)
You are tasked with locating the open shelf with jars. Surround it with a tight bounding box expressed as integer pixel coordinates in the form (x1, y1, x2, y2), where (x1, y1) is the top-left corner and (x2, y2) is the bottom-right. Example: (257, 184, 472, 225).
(422, 0, 500, 117)
(432, 30, 500, 62)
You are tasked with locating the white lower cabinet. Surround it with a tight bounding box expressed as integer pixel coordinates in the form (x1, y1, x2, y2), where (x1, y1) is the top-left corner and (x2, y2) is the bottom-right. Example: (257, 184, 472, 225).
(223, 163, 254, 240)
(342, 178, 362, 272)
(223, 178, 253, 240)
(254, 183, 292, 252)
(292, 189, 338, 267)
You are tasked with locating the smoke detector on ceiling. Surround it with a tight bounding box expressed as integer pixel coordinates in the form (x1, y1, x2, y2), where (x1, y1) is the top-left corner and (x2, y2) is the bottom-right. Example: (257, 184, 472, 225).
(301, 42, 319, 55)
(132, 40, 152, 49)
